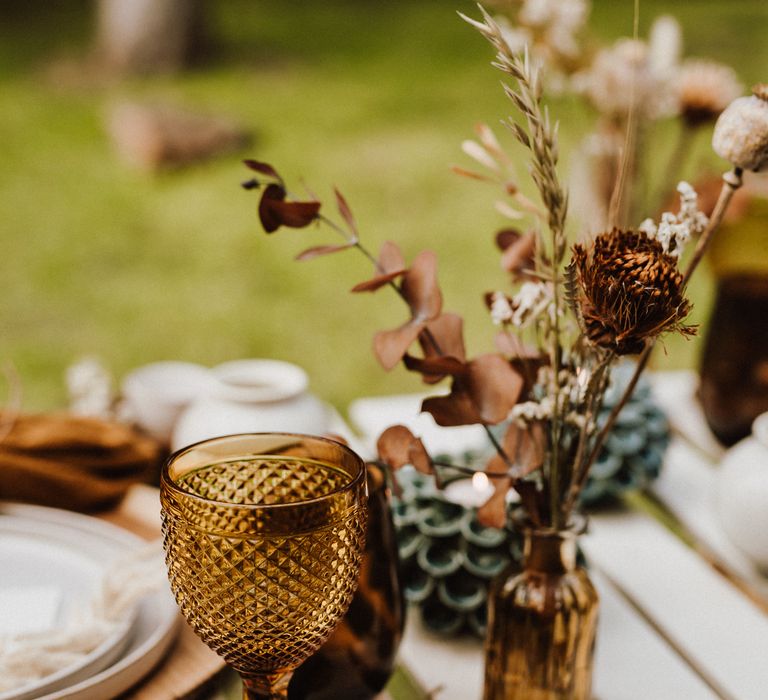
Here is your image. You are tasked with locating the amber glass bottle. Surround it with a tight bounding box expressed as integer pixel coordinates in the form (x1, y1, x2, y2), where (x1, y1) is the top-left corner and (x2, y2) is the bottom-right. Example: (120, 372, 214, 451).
(483, 518, 599, 700)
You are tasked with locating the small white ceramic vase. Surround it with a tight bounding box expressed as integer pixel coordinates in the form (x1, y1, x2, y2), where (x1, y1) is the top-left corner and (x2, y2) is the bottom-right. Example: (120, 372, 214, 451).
(171, 359, 330, 451)
(121, 361, 214, 443)
(717, 411, 768, 574)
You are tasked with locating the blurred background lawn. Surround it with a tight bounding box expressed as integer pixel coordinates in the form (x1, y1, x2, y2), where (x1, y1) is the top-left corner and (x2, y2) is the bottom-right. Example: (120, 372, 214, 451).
(1, 0, 767, 413)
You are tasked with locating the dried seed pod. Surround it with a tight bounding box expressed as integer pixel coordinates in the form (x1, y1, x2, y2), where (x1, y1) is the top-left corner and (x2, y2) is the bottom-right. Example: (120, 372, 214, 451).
(712, 84, 768, 172)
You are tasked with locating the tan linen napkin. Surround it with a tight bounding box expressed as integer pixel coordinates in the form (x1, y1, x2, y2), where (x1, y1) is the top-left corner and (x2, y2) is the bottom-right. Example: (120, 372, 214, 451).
(0, 413, 163, 512)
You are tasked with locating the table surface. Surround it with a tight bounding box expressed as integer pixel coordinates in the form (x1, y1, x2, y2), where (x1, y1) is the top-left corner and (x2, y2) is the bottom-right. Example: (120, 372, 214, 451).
(98, 370, 768, 700)
(348, 371, 768, 700)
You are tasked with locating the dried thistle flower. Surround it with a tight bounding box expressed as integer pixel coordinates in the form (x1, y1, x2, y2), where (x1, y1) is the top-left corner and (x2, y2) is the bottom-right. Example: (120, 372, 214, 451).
(573, 229, 695, 355)
(712, 84, 768, 172)
(677, 59, 743, 127)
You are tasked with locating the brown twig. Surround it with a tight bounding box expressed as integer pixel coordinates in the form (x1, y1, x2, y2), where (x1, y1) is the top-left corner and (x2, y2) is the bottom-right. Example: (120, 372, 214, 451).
(682, 167, 743, 283)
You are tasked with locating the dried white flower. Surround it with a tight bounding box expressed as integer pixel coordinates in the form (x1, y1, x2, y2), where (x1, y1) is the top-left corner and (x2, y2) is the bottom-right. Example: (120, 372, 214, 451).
(573, 37, 677, 119)
(489, 291, 514, 325)
(519, 0, 588, 60)
(496, 0, 589, 78)
(648, 15, 682, 77)
(565, 411, 588, 429)
(676, 181, 709, 228)
(677, 59, 743, 126)
(712, 85, 768, 172)
(638, 218, 657, 237)
(639, 181, 708, 257)
(510, 397, 553, 423)
(510, 397, 586, 428)
(510, 281, 551, 327)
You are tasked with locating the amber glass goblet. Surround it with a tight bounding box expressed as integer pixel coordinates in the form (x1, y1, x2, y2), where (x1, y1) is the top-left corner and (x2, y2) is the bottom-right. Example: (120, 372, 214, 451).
(160, 433, 368, 699)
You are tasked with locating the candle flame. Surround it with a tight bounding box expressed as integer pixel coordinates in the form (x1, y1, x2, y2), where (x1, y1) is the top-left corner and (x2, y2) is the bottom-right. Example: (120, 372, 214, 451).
(472, 471, 490, 491)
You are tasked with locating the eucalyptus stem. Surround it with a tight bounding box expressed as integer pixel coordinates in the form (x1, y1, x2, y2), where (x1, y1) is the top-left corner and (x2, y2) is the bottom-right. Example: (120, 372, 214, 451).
(319, 209, 515, 470)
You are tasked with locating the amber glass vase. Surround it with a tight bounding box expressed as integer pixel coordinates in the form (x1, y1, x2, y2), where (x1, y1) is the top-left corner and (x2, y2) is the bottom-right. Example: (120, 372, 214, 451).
(482, 516, 598, 700)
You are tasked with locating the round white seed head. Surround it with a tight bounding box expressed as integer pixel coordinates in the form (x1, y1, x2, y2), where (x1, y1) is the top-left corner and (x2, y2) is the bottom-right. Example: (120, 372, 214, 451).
(712, 84, 768, 172)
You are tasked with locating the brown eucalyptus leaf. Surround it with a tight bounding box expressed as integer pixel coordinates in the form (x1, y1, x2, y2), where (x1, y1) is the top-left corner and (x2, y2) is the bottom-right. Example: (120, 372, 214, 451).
(500, 232, 536, 275)
(334, 188, 358, 236)
(402, 250, 442, 322)
(421, 313, 466, 362)
(376, 425, 432, 474)
(295, 242, 355, 261)
(500, 422, 544, 478)
(403, 354, 467, 382)
(495, 228, 523, 251)
(408, 441, 433, 474)
(477, 476, 512, 529)
(266, 199, 321, 229)
(421, 385, 482, 427)
(485, 451, 509, 476)
(376, 425, 414, 469)
(467, 354, 524, 424)
(243, 160, 281, 180)
(258, 184, 321, 233)
(351, 269, 406, 293)
(258, 183, 287, 233)
(373, 321, 423, 371)
(378, 241, 406, 274)
(494, 330, 528, 356)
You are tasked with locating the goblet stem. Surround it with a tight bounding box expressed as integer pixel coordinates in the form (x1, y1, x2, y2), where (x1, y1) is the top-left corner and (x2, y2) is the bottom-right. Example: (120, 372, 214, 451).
(242, 671, 292, 699)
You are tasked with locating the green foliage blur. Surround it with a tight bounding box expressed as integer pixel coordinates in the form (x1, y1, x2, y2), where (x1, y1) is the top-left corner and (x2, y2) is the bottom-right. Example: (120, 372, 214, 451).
(1, 0, 766, 412)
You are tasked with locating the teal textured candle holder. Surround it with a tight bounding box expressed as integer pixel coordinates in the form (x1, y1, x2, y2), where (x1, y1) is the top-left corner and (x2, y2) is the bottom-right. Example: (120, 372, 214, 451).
(391, 361, 669, 637)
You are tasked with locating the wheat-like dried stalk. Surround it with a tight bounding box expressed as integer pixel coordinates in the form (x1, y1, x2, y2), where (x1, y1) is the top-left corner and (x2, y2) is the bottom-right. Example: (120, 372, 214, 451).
(461, 4, 572, 525)
(460, 5, 568, 264)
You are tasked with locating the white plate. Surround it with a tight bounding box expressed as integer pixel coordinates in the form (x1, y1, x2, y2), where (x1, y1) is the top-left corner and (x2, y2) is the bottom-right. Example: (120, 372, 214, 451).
(41, 587, 179, 700)
(0, 503, 178, 700)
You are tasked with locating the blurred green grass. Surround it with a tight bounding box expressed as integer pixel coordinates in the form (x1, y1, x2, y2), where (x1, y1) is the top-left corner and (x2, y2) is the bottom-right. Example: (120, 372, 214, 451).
(1, 0, 766, 412)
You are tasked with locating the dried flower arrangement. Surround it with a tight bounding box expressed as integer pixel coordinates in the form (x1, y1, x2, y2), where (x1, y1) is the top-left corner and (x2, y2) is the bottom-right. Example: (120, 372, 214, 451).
(242, 3, 767, 532)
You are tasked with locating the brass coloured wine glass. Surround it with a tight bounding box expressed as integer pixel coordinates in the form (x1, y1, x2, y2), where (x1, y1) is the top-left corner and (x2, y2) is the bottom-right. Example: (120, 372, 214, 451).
(160, 433, 368, 699)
